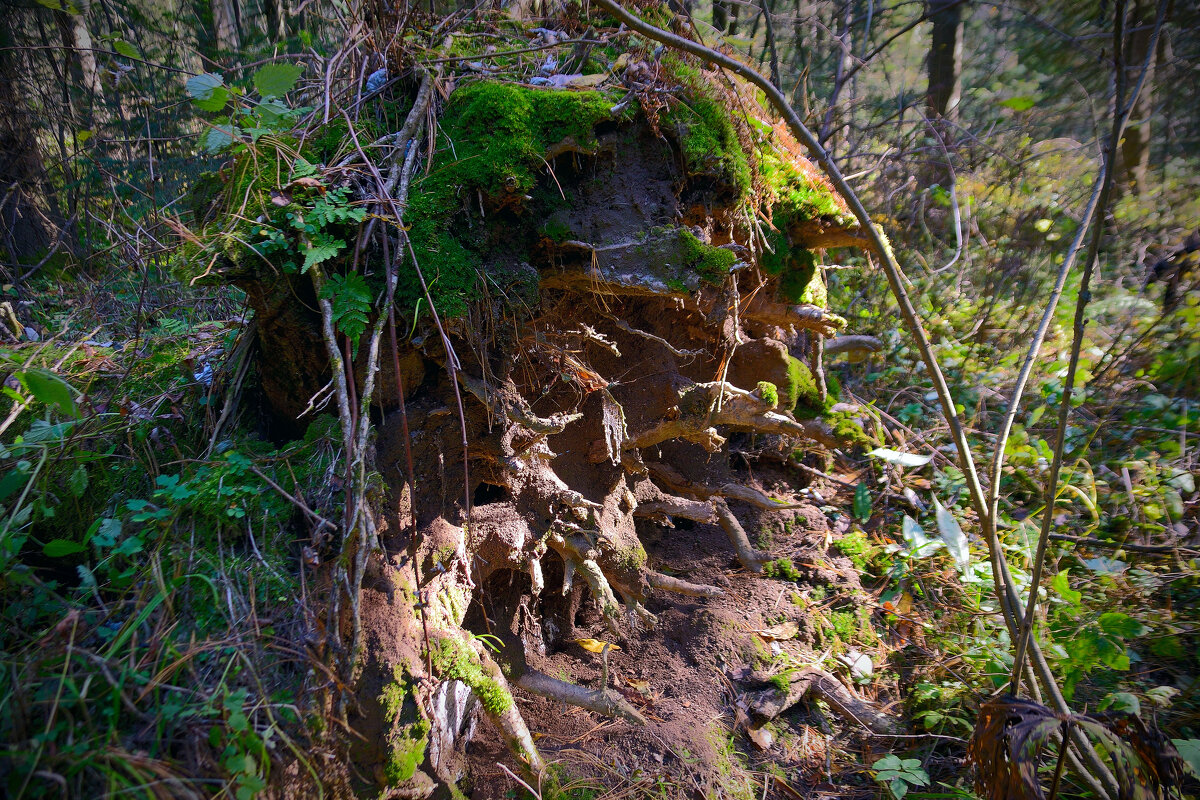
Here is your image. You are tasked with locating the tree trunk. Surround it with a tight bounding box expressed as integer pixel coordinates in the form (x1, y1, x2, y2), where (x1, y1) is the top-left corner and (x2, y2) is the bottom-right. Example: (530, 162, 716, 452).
(55, 0, 107, 129)
(926, 0, 964, 123)
(212, 0, 241, 55)
(0, 21, 61, 265)
(1118, 0, 1158, 195)
(265, 0, 288, 42)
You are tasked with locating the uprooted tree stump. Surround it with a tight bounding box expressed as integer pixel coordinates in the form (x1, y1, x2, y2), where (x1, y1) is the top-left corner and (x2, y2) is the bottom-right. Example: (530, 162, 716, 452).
(188, 25, 876, 796)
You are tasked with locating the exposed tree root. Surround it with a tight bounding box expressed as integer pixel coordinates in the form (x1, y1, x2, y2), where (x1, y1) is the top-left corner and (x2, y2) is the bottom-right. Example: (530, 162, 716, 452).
(742, 297, 846, 336)
(627, 381, 840, 451)
(824, 334, 883, 357)
(516, 670, 647, 725)
(646, 571, 725, 598)
(712, 497, 769, 572)
(738, 667, 906, 736)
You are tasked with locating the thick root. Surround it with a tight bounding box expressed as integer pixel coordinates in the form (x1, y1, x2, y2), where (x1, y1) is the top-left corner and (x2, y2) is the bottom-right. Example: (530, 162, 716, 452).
(647, 571, 724, 599)
(712, 497, 769, 572)
(738, 667, 905, 736)
(516, 670, 647, 725)
(627, 381, 839, 451)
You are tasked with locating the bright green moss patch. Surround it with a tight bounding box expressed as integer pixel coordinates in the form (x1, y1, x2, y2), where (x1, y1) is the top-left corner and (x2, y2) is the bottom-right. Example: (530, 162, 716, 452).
(379, 667, 430, 785)
(762, 558, 802, 581)
(611, 542, 648, 575)
(768, 668, 796, 692)
(660, 55, 752, 198)
(785, 356, 820, 413)
(833, 530, 872, 572)
(400, 81, 620, 316)
(756, 380, 779, 407)
(432, 637, 514, 715)
(679, 228, 737, 284)
(761, 223, 826, 305)
(759, 146, 852, 225)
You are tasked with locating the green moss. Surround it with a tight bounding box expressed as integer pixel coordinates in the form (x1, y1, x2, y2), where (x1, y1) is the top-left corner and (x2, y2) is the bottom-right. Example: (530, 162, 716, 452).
(678, 228, 737, 284)
(432, 637, 514, 715)
(400, 81, 620, 316)
(761, 224, 827, 306)
(785, 356, 820, 413)
(833, 530, 872, 572)
(761, 558, 801, 581)
(768, 668, 796, 692)
(756, 380, 779, 407)
(829, 410, 874, 449)
(610, 542, 647, 574)
(829, 607, 878, 645)
(540, 219, 572, 243)
(829, 610, 856, 641)
(660, 55, 752, 198)
(378, 667, 431, 785)
(301, 114, 389, 164)
(758, 146, 851, 225)
(666, 96, 752, 197)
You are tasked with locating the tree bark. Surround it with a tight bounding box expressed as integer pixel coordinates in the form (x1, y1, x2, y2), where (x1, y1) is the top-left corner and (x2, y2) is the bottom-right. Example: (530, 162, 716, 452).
(926, 0, 964, 124)
(212, 0, 241, 55)
(1118, 0, 1159, 195)
(54, 0, 107, 129)
(0, 20, 62, 265)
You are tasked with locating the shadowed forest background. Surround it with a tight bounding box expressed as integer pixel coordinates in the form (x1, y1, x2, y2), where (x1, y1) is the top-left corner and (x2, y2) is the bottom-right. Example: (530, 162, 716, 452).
(1, 0, 1199, 798)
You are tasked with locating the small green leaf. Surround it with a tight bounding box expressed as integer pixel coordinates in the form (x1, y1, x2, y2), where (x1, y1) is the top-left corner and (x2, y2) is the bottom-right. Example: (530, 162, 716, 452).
(853, 482, 872, 522)
(253, 63, 304, 98)
(68, 464, 88, 498)
(200, 122, 238, 153)
(1099, 612, 1147, 638)
(1098, 691, 1140, 716)
(18, 368, 78, 417)
(0, 463, 32, 503)
(186, 72, 230, 112)
(1000, 96, 1037, 111)
(44, 539, 86, 557)
(1051, 570, 1081, 606)
(1171, 739, 1200, 778)
(301, 234, 344, 272)
(111, 39, 141, 59)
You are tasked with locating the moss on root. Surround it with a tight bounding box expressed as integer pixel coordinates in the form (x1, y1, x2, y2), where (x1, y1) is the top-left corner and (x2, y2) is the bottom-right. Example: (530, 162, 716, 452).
(432, 637, 514, 716)
(760, 223, 826, 306)
(785, 356, 820, 412)
(756, 380, 780, 407)
(679, 227, 737, 284)
(379, 667, 431, 785)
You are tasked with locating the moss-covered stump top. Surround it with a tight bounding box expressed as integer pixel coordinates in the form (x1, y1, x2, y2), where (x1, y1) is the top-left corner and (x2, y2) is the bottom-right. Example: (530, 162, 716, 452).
(185, 58, 858, 319)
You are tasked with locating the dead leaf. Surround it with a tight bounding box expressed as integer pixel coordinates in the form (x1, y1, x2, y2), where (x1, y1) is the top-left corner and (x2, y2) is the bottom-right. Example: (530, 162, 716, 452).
(756, 620, 799, 641)
(747, 724, 774, 750)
